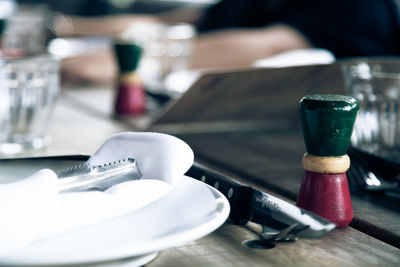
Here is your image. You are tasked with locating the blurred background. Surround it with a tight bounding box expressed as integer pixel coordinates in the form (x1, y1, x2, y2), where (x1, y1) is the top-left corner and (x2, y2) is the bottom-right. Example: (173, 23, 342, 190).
(15, 0, 215, 16)
(1, 0, 400, 190)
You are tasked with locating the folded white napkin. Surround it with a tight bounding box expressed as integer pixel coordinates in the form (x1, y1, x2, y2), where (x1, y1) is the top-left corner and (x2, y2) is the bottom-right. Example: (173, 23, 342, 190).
(0, 169, 58, 257)
(253, 48, 335, 68)
(2, 176, 218, 265)
(0, 132, 198, 257)
(88, 132, 194, 185)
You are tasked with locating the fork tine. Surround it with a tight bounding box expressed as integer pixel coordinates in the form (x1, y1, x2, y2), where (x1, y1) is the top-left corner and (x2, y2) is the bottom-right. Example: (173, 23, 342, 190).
(349, 154, 400, 194)
(347, 158, 367, 190)
(346, 167, 357, 187)
(353, 161, 367, 188)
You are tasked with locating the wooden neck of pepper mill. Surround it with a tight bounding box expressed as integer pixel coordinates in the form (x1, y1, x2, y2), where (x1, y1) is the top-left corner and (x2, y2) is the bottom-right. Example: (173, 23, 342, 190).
(296, 94, 359, 228)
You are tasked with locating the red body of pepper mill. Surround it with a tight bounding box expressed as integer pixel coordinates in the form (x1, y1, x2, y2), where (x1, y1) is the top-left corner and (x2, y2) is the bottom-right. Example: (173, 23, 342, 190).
(113, 42, 146, 115)
(296, 94, 359, 228)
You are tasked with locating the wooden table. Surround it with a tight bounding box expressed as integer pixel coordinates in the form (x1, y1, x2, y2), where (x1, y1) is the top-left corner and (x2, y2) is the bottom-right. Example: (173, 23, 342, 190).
(10, 61, 400, 266)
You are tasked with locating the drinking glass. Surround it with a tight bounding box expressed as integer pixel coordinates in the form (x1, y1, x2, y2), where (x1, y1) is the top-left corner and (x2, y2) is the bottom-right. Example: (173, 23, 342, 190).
(0, 54, 60, 154)
(0, 0, 16, 36)
(120, 22, 195, 95)
(342, 61, 400, 160)
(1, 4, 48, 53)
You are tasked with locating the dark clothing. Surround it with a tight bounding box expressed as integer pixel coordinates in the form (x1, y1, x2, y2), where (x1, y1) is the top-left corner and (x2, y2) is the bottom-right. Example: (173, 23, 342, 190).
(196, 0, 400, 58)
(17, 0, 118, 16)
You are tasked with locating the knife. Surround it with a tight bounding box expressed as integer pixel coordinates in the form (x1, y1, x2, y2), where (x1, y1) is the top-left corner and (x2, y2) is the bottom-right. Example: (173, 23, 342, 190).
(0, 155, 334, 240)
(187, 162, 335, 240)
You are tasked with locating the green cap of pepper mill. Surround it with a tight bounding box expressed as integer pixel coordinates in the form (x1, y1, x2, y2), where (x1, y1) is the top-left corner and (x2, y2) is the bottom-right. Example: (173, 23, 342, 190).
(298, 94, 359, 157)
(0, 19, 7, 36)
(113, 41, 143, 73)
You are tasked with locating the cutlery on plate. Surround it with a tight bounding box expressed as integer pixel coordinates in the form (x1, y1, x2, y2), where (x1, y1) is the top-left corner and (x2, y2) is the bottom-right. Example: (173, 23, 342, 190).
(57, 158, 141, 193)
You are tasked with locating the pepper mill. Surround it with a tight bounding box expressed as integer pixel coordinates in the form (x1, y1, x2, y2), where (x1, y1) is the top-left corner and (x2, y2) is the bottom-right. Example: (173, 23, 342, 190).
(296, 94, 359, 228)
(113, 41, 146, 115)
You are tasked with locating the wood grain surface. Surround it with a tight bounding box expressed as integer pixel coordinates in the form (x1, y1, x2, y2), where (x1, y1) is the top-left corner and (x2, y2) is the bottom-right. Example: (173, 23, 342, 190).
(150, 163, 400, 266)
(150, 222, 400, 267)
(151, 62, 400, 248)
(154, 64, 344, 125)
(15, 61, 399, 266)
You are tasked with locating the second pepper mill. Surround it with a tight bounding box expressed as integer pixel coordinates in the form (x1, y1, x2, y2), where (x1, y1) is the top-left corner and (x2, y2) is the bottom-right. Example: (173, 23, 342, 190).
(296, 94, 359, 228)
(113, 41, 146, 115)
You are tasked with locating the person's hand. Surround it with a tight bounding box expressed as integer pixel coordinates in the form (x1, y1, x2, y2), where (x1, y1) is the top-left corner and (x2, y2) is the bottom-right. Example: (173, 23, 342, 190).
(51, 14, 160, 37)
(0, 47, 26, 58)
(191, 24, 311, 69)
(61, 50, 117, 85)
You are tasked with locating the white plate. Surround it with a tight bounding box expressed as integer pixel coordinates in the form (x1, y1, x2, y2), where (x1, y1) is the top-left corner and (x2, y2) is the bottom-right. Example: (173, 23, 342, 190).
(0, 158, 230, 266)
(73, 253, 159, 267)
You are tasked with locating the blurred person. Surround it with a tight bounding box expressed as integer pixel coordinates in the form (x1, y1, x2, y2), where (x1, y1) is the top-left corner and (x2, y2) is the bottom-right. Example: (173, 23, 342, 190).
(55, 0, 400, 84)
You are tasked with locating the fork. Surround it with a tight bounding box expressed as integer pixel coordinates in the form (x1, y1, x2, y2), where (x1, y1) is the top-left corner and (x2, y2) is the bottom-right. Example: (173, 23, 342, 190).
(347, 156, 400, 194)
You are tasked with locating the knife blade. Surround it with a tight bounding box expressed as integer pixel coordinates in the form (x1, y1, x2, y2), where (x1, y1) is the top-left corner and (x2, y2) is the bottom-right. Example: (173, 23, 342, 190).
(187, 162, 335, 239)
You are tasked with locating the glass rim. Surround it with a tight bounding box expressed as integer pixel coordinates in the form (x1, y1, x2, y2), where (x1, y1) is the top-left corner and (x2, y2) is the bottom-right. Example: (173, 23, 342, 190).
(2, 53, 60, 65)
(370, 71, 400, 79)
(341, 61, 400, 80)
